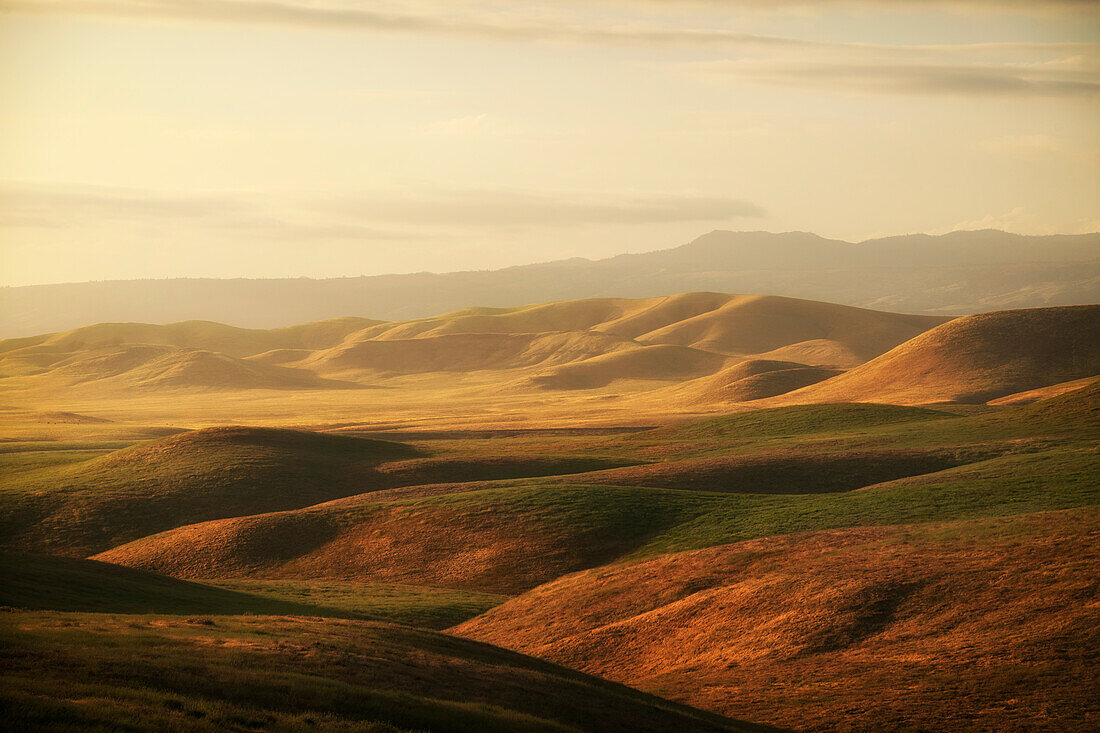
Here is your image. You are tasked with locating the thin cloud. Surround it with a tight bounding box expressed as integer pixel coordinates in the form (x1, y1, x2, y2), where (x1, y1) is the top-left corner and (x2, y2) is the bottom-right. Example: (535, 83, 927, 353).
(0, 0, 827, 50)
(0, 182, 412, 241)
(0, 182, 765, 241)
(690, 59, 1100, 97)
(11, 1, 1094, 54)
(591, 0, 1098, 9)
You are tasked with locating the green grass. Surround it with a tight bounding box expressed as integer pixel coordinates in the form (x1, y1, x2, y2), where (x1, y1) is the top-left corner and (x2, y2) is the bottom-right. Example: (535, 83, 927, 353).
(642, 403, 959, 441)
(0, 554, 321, 616)
(0, 427, 421, 556)
(208, 579, 506, 629)
(0, 555, 504, 628)
(630, 446, 1100, 557)
(399, 444, 1099, 562)
(0, 448, 115, 475)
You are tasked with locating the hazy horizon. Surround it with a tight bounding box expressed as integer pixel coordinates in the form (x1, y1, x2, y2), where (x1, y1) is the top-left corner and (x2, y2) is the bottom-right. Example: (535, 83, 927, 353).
(2, 0, 1098, 287)
(4, 225, 1096, 289)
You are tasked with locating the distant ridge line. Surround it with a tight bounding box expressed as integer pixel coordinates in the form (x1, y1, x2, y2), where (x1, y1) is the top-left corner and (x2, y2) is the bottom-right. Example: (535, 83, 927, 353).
(1, 229, 1096, 338)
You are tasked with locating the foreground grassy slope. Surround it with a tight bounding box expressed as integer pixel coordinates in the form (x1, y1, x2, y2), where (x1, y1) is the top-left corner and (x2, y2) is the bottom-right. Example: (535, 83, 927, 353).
(0, 612, 772, 733)
(455, 507, 1100, 732)
(93, 388, 1099, 592)
(0, 554, 503, 628)
(206, 578, 505, 629)
(0, 554, 324, 616)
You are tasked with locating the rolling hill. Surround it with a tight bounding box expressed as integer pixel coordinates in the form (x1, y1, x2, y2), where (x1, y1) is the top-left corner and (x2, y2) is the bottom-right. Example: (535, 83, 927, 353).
(2, 229, 1096, 338)
(0, 292, 949, 398)
(657, 359, 842, 404)
(87, 388, 1099, 593)
(0, 317, 379, 358)
(1, 337, 1096, 732)
(0, 317, 377, 390)
(0, 427, 420, 556)
(2, 610, 770, 733)
(0, 427, 637, 558)
(37, 344, 356, 390)
(769, 305, 1100, 405)
(453, 507, 1100, 732)
(0, 553, 331, 616)
(92, 442, 1097, 593)
(0, 553, 507, 627)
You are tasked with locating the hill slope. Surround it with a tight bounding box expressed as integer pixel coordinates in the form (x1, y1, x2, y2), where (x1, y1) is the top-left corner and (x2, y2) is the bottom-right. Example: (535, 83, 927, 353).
(0, 427, 419, 556)
(0, 554, 329, 616)
(0, 292, 949, 396)
(32, 344, 355, 390)
(3, 611, 769, 733)
(89, 395, 1099, 593)
(454, 508, 1100, 732)
(771, 305, 1100, 405)
(0, 427, 636, 558)
(657, 359, 842, 404)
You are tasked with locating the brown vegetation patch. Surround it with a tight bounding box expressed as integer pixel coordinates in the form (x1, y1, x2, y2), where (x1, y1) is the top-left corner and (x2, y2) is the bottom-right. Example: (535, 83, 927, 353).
(771, 305, 1100, 405)
(455, 508, 1100, 732)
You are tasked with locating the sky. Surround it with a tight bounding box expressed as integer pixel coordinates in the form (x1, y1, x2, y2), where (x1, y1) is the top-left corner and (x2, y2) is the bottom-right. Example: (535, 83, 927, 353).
(0, 0, 1097, 286)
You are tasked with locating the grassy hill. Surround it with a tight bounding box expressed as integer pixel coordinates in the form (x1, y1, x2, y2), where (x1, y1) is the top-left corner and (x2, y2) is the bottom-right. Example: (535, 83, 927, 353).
(0, 427, 639, 558)
(0, 427, 420, 556)
(2, 610, 772, 733)
(42, 344, 357, 390)
(453, 507, 1100, 732)
(89, 388, 1099, 593)
(0, 554, 505, 628)
(772, 305, 1100, 405)
(522, 344, 730, 390)
(0, 554, 324, 616)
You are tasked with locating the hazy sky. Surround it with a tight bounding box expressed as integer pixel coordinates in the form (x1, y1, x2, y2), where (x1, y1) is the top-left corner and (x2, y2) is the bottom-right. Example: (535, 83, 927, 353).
(1, 0, 1098, 286)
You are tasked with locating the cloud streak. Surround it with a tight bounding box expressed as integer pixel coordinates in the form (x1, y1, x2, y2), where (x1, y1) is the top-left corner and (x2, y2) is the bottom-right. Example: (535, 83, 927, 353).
(0, 0, 829, 49)
(7, 0, 1096, 102)
(6, 1, 1095, 54)
(690, 60, 1100, 98)
(0, 182, 765, 242)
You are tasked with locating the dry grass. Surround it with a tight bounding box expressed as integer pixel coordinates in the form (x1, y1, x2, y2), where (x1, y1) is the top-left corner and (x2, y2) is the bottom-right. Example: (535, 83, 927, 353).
(455, 507, 1100, 732)
(0, 292, 949, 405)
(2, 612, 769, 732)
(771, 305, 1100, 405)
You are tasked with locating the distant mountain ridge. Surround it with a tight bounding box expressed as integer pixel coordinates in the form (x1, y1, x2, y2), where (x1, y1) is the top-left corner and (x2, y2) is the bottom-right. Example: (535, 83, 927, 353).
(1, 229, 1096, 338)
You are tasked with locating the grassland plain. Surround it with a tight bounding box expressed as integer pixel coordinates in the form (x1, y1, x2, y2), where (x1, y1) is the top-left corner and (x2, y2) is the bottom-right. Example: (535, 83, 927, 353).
(1, 297, 1096, 731)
